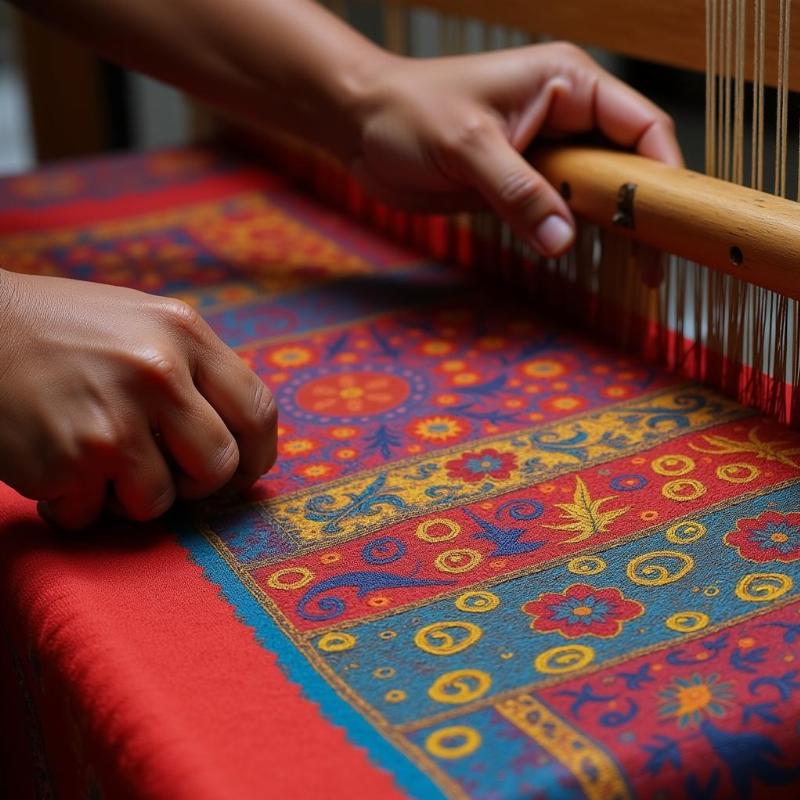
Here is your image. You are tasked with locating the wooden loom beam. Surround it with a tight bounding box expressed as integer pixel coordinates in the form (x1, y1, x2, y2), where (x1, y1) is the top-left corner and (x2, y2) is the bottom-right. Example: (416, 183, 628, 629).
(533, 146, 800, 299)
(380, 0, 800, 90)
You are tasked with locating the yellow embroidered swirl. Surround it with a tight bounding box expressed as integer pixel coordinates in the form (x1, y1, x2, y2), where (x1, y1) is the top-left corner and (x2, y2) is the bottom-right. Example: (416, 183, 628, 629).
(428, 669, 492, 704)
(626, 551, 694, 585)
(414, 621, 483, 655)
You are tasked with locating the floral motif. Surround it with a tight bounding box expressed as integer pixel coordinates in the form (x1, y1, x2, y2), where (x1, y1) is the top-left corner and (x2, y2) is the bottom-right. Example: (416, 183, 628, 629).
(658, 673, 734, 727)
(411, 416, 465, 442)
(445, 449, 517, 483)
(268, 346, 314, 368)
(522, 584, 643, 638)
(724, 511, 800, 563)
(295, 372, 409, 416)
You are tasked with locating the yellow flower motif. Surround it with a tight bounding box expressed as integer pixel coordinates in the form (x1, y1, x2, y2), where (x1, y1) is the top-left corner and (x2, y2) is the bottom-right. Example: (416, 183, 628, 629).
(422, 340, 454, 356)
(453, 373, 479, 385)
(302, 464, 332, 478)
(523, 359, 566, 378)
(283, 439, 315, 455)
(330, 426, 357, 439)
(442, 360, 466, 373)
(268, 346, 313, 368)
(413, 416, 464, 442)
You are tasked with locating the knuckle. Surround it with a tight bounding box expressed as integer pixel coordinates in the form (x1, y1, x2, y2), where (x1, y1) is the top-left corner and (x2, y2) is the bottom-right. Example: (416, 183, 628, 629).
(134, 347, 183, 388)
(160, 298, 203, 334)
(659, 112, 676, 132)
(437, 115, 493, 162)
(497, 171, 546, 212)
(548, 41, 590, 63)
(137, 483, 175, 521)
(248, 381, 278, 433)
(211, 437, 239, 484)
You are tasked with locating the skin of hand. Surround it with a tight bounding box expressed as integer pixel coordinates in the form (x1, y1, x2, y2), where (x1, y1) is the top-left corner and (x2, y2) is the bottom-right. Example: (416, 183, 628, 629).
(350, 42, 683, 255)
(5, 0, 681, 529)
(0, 269, 277, 530)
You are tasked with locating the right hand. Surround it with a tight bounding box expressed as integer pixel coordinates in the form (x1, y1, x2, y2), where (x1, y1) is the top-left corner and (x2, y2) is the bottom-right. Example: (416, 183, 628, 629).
(0, 269, 278, 530)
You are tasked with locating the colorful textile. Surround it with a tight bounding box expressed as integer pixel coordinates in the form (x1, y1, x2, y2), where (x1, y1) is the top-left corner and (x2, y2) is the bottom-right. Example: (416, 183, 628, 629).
(1, 147, 800, 800)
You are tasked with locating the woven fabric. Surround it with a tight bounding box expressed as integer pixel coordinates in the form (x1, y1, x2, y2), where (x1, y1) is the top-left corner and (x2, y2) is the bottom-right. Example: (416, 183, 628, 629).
(1, 148, 800, 800)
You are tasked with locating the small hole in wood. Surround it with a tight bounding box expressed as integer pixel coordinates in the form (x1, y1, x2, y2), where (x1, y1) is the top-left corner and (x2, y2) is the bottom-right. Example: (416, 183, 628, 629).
(560, 181, 571, 201)
(730, 245, 744, 266)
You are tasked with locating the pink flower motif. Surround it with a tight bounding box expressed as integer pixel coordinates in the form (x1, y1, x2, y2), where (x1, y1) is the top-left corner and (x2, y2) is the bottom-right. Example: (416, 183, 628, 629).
(444, 448, 517, 483)
(724, 510, 800, 563)
(522, 584, 643, 639)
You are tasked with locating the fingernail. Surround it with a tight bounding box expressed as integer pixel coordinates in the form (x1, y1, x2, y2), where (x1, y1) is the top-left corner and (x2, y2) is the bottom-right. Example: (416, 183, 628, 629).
(533, 215, 574, 256)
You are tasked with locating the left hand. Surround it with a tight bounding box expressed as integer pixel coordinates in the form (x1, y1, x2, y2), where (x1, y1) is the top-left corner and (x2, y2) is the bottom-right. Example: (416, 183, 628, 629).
(352, 42, 682, 257)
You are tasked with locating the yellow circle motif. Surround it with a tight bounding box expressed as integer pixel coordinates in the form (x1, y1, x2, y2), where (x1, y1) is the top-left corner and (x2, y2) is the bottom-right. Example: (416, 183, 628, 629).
(567, 556, 607, 576)
(320, 552, 342, 565)
(651, 454, 696, 476)
(626, 551, 694, 586)
(454, 591, 500, 613)
(425, 726, 482, 760)
(534, 645, 595, 675)
(384, 689, 406, 704)
(736, 572, 793, 602)
(414, 621, 483, 655)
(435, 548, 483, 574)
(379, 630, 397, 640)
(373, 666, 396, 679)
(717, 463, 760, 484)
(666, 520, 707, 544)
(662, 479, 707, 502)
(428, 669, 492, 705)
(704, 585, 720, 597)
(267, 566, 315, 590)
(416, 518, 461, 543)
(317, 632, 357, 652)
(665, 611, 710, 633)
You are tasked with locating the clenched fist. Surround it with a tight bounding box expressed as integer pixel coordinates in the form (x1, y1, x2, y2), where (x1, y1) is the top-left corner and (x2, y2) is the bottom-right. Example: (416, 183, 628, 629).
(0, 269, 277, 530)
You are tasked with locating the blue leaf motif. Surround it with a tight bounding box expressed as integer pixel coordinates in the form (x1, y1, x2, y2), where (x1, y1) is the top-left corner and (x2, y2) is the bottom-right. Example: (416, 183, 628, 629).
(304, 474, 407, 534)
(742, 702, 781, 725)
(730, 646, 768, 674)
(616, 664, 655, 691)
(701, 720, 800, 797)
(555, 683, 617, 719)
(297, 570, 455, 621)
(758, 621, 800, 644)
(749, 670, 800, 702)
(462, 507, 543, 557)
(643, 735, 682, 776)
(685, 769, 720, 800)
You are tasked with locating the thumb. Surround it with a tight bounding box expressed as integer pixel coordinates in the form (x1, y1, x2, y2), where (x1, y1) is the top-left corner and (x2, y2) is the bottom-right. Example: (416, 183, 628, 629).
(451, 124, 575, 257)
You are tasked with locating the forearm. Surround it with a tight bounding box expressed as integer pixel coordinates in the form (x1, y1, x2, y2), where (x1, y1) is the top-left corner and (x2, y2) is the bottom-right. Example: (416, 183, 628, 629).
(13, 0, 391, 161)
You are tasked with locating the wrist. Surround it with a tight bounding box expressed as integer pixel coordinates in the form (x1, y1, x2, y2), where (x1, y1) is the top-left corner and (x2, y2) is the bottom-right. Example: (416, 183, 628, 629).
(327, 46, 400, 163)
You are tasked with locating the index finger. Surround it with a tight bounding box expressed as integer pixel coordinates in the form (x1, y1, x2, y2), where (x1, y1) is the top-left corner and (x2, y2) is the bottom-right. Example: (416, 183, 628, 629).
(594, 72, 684, 167)
(194, 342, 278, 494)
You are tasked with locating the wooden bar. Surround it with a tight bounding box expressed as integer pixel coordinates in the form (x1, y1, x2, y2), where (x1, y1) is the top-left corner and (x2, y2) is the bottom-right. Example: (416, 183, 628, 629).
(532, 146, 800, 299)
(372, 0, 800, 90)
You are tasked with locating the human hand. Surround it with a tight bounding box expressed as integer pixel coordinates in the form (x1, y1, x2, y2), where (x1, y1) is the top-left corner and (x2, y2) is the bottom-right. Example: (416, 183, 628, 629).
(0, 270, 277, 530)
(352, 42, 682, 257)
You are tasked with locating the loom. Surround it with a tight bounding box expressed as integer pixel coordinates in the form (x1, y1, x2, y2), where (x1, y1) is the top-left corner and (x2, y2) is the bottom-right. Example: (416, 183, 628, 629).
(255, 0, 800, 426)
(4, 2, 800, 799)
